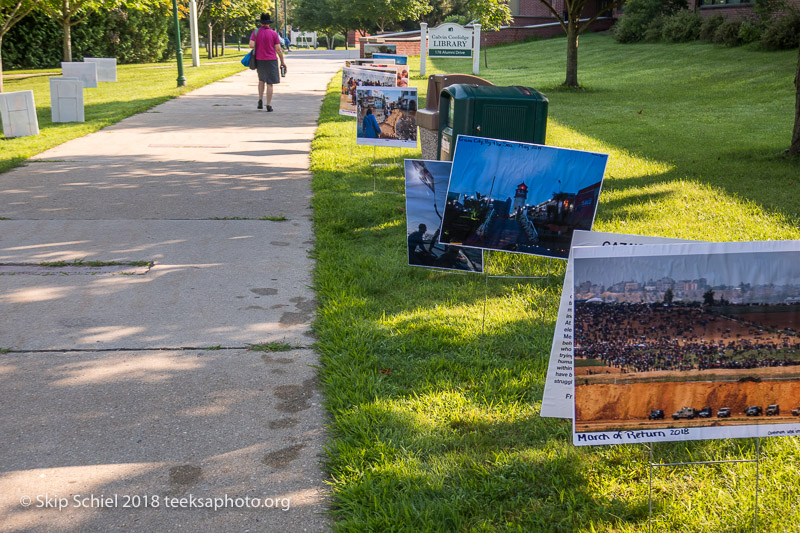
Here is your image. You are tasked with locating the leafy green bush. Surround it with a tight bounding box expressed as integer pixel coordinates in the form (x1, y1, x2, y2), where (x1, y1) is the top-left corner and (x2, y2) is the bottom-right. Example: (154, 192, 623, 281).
(760, 7, 800, 49)
(662, 9, 703, 42)
(644, 17, 666, 41)
(612, 0, 687, 42)
(699, 14, 725, 41)
(2, 6, 172, 69)
(737, 18, 762, 44)
(444, 15, 470, 25)
(713, 19, 742, 46)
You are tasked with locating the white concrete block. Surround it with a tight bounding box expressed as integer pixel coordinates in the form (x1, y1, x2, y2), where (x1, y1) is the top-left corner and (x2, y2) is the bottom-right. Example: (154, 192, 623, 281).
(83, 57, 117, 82)
(61, 62, 98, 88)
(50, 77, 85, 123)
(0, 90, 39, 138)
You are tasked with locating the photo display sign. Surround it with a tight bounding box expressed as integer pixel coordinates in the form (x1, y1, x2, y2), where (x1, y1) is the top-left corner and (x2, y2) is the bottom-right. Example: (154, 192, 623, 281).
(356, 63, 410, 87)
(373, 53, 408, 65)
(356, 87, 417, 148)
(363, 43, 397, 58)
(405, 160, 483, 272)
(440, 136, 608, 259)
(540, 231, 697, 419)
(428, 23, 473, 57)
(572, 240, 800, 446)
(346, 59, 395, 67)
(340, 67, 397, 117)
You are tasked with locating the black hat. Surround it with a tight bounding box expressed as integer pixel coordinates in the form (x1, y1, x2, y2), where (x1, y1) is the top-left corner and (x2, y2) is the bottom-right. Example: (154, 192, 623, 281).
(259, 13, 272, 25)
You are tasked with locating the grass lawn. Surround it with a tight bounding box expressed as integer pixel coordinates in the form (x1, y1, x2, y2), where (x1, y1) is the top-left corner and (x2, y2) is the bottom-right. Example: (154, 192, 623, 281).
(0, 49, 249, 174)
(311, 33, 800, 531)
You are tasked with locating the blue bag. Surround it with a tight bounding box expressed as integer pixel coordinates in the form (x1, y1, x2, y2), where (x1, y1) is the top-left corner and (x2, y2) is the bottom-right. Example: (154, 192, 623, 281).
(241, 51, 252, 67)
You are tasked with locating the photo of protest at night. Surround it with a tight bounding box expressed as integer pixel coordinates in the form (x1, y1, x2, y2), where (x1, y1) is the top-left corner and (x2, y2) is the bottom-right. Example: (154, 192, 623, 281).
(356, 87, 417, 147)
(405, 160, 482, 272)
(440, 136, 607, 259)
(572, 242, 800, 440)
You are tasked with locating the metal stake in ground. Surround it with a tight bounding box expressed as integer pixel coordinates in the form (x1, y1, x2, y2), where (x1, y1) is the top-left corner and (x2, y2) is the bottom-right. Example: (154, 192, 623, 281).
(647, 439, 761, 531)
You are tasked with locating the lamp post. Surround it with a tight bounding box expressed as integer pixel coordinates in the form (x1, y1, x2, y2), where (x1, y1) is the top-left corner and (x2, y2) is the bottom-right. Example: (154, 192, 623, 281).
(172, 0, 187, 87)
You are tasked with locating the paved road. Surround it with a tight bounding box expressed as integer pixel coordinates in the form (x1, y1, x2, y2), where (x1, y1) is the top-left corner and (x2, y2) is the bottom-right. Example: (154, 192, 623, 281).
(0, 49, 352, 532)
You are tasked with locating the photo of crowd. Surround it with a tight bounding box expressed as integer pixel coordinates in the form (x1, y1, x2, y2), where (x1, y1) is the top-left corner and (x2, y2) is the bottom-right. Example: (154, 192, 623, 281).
(356, 87, 417, 147)
(339, 67, 397, 117)
(355, 63, 410, 87)
(571, 241, 800, 443)
(575, 303, 800, 374)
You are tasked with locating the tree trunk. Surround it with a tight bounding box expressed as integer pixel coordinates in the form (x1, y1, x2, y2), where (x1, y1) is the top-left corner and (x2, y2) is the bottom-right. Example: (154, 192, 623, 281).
(564, 20, 579, 87)
(63, 18, 72, 62)
(0, 36, 4, 93)
(791, 45, 800, 156)
(221, 24, 225, 56)
(207, 23, 213, 59)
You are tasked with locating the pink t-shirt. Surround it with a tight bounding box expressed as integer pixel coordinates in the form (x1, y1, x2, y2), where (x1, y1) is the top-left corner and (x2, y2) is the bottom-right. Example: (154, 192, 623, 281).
(250, 27, 280, 60)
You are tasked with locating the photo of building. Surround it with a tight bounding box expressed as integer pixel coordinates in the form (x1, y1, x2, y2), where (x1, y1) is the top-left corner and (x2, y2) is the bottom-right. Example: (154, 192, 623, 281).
(440, 136, 607, 259)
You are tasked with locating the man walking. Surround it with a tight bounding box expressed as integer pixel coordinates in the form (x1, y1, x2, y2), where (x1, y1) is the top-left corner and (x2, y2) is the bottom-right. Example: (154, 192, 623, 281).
(250, 13, 287, 111)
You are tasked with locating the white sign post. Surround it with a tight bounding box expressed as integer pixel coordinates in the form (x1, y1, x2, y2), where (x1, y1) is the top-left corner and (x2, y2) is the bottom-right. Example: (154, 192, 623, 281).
(0, 90, 39, 138)
(472, 24, 481, 76)
(49, 77, 85, 123)
(420, 22, 428, 77)
(61, 62, 98, 88)
(421, 22, 482, 76)
(83, 57, 117, 82)
(189, 0, 200, 67)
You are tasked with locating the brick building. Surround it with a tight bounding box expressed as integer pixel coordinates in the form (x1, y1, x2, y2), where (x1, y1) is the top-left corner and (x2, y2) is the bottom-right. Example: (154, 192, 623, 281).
(358, 0, 800, 54)
(685, 0, 800, 19)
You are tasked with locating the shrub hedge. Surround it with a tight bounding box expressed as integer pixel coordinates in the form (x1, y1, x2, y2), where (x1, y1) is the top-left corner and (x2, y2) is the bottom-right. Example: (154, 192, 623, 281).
(3, 5, 177, 69)
(614, 5, 799, 50)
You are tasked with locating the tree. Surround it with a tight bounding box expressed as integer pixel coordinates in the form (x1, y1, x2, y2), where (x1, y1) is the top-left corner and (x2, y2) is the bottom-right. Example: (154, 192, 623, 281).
(467, 0, 511, 67)
(663, 288, 674, 305)
(359, 0, 431, 33)
(0, 0, 42, 92)
(534, 0, 626, 86)
(291, 0, 337, 47)
(38, 0, 158, 62)
(425, 0, 469, 25)
(791, 45, 799, 156)
(703, 289, 715, 307)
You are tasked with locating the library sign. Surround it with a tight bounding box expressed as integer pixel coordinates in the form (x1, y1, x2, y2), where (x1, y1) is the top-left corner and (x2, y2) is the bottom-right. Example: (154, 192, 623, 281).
(428, 23, 473, 57)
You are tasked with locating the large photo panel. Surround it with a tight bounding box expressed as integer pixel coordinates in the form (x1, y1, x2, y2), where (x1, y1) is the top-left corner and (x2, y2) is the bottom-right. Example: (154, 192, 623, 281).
(405, 160, 483, 272)
(572, 240, 800, 446)
(440, 136, 608, 259)
(540, 231, 696, 420)
(356, 87, 417, 148)
(340, 67, 397, 117)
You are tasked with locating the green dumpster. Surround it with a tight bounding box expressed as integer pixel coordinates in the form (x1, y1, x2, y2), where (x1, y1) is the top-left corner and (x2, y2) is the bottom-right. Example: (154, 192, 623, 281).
(438, 85, 548, 161)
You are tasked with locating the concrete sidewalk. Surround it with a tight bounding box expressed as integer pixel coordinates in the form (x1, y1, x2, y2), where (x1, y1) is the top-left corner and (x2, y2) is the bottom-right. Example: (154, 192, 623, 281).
(0, 50, 352, 532)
